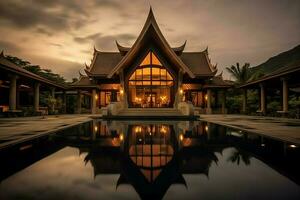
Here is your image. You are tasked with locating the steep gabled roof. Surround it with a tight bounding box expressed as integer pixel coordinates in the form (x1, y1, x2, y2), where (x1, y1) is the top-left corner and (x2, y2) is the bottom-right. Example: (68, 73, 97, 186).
(85, 50, 123, 77)
(180, 49, 217, 77)
(116, 40, 187, 56)
(71, 71, 98, 88)
(107, 8, 195, 78)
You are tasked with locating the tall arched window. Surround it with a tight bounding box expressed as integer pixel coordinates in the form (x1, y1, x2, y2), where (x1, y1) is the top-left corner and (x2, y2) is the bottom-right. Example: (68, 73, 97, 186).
(128, 51, 175, 108)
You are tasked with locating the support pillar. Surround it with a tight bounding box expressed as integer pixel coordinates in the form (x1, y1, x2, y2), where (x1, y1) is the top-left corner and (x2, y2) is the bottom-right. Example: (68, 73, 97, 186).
(175, 70, 183, 107)
(34, 82, 40, 112)
(76, 90, 82, 114)
(242, 88, 247, 113)
(111, 90, 117, 102)
(221, 90, 226, 114)
(260, 83, 266, 114)
(91, 89, 97, 114)
(282, 78, 288, 113)
(206, 89, 212, 114)
(50, 87, 55, 112)
(62, 91, 67, 114)
(9, 75, 17, 111)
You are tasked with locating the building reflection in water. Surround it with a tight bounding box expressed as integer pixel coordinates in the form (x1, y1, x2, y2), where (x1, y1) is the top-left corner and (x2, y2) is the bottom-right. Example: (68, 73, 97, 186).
(59, 120, 230, 200)
(50, 119, 299, 200)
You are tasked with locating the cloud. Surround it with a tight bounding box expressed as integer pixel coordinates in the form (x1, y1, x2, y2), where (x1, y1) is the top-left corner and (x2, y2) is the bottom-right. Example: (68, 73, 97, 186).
(0, 0, 299, 81)
(95, 33, 137, 50)
(0, 0, 90, 34)
(74, 33, 103, 44)
(0, 40, 21, 53)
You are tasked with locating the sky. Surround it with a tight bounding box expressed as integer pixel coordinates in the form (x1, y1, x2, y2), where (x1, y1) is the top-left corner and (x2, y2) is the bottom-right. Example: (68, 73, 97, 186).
(0, 0, 299, 81)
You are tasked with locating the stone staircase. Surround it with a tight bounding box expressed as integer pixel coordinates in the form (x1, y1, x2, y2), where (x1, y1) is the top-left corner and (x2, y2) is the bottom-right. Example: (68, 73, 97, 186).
(117, 108, 183, 117)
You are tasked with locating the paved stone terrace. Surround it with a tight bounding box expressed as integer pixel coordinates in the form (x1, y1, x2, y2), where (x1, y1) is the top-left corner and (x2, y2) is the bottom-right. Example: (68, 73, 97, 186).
(1, 114, 300, 150)
(201, 114, 300, 145)
(0, 114, 93, 150)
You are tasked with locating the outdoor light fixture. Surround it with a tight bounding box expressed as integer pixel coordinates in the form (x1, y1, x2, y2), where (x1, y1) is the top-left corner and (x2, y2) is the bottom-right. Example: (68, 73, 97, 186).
(160, 126, 167, 134)
(119, 134, 124, 141)
(120, 88, 124, 95)
(94, 126, 98, 132)
(95, 94, 98, 100)
(180, 134, 184, 141)
(261, 143, 265, 147)
(205, 94, 208, 101)
(180, 89, 183, 95)
(205, 125, 208, 132)
(289, 144, 297, 148)
(135, 126, 142, 133)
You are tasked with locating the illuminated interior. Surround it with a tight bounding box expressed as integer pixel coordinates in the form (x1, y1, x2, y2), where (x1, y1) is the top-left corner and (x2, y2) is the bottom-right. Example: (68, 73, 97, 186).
(128, 124, 174, 182)
(128, 51, 175, 108)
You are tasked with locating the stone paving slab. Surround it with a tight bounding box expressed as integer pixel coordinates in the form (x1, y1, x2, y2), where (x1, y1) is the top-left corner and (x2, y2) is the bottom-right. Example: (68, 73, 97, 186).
(201, 114, 300, 145)
(0, 114, 94, 150)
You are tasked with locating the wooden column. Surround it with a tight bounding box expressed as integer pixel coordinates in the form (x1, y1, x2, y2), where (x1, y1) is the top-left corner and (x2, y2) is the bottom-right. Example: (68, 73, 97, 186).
(221, 90, 226, 114)
(206, 89, 212, 114)
(175, 70, 183, 107)
(242, 88, 247, 113)
(119, 70, 127, 107)
(9, 74, 17, 111)
(76, 90, 82, 114)
(62, 91, 67, 114)
(282, 78, 288, 113)
(111, 90, 117, 102)
(260, 83, 266, 114)
(50, 87, 55, 112)
(34, 82, 40, 112)
(91, 89, 97, 114)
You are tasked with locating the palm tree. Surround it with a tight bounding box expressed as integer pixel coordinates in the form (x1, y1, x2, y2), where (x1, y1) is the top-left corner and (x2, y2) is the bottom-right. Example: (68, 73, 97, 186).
(226, 62, 253, 84)
(227, 148, 251, 166)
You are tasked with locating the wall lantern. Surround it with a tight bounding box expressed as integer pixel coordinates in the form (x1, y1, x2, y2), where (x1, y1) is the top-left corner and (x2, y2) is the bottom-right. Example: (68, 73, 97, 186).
(205, 125, 208, 132)
(95, 94, 99, 100)
(179, 134, 184, 141)
(120, 88, 124, 95)
(205, 94, 208, 101)
(119, 133, 124, 141)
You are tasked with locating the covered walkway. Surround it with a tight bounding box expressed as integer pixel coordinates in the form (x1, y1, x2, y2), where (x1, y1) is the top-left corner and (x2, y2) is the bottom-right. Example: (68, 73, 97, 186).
(0, 52, 67, 116)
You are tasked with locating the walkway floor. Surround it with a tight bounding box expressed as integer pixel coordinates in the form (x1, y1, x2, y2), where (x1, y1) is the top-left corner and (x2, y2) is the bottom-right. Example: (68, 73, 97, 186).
(0, 115, 93, 150)
(1, 114, 300, 150)
(201, 114, 300, 145)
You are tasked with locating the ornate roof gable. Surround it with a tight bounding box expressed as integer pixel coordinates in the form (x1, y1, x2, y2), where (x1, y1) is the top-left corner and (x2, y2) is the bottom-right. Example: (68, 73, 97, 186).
(107, 8, 195, 78)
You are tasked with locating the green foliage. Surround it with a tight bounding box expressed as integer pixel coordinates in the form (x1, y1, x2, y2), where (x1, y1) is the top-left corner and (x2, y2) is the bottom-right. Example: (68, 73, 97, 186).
(267, 101, 281, 114)
(226, 62, 252, 84)
(288, 96, 300, 118)
(6, 55, 66, 84)
(226, 62, 266, 85)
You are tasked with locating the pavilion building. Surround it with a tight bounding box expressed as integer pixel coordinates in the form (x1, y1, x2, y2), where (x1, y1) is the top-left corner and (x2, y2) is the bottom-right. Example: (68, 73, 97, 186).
(0, 52, 67, 116)
(72, 8, 232, 116)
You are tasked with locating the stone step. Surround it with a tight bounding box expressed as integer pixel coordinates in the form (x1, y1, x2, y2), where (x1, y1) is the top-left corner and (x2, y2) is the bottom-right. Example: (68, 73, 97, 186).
(117, 108, 183, 116)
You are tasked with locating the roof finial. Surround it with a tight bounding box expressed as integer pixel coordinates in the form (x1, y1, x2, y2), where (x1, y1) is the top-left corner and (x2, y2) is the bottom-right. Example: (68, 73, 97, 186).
(85, 62, 90, 70)
(217, 71, 223, 78)
(79, 70, 84, 78)
(0, 50, 4, 57)
(93, 45, 99, 53)
(204, 46, 208, 54)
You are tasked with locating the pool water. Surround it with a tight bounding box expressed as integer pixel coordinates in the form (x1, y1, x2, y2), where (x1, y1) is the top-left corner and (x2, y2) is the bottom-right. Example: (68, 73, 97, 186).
(0, 120, 299, 200)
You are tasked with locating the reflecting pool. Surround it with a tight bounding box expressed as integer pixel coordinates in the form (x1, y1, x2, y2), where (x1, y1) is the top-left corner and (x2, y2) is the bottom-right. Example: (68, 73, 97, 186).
(0, 120, 299, 200)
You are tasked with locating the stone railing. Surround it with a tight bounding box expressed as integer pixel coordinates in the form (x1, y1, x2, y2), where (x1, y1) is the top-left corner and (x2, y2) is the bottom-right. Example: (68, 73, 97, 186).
(106, 101, 124, 116)
(177, 101, 194, 116)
